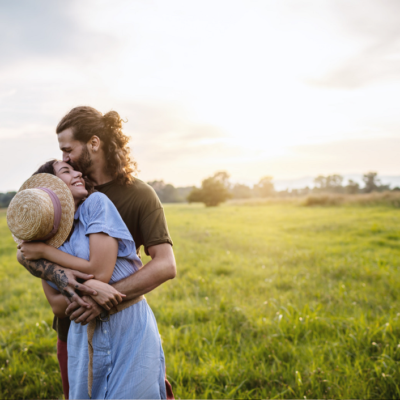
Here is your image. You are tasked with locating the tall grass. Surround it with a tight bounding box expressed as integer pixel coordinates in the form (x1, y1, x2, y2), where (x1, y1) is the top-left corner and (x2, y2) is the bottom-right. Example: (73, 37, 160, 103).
(2, 204, 400, 398)
(229, 191, 400, 208)
(302, 191, 400, 207)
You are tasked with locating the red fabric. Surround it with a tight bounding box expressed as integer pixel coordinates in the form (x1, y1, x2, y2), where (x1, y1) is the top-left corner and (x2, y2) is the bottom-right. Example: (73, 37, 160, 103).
(57, 339, 69, 399)
(165, 371, 174, 400)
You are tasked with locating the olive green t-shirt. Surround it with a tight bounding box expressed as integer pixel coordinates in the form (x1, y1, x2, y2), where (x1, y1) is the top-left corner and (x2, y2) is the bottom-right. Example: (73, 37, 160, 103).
(53, 178, 173, 341)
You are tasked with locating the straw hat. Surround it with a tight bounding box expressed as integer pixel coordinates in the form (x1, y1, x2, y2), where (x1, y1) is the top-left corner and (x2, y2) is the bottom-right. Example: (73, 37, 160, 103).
(7, 173, 75, 248)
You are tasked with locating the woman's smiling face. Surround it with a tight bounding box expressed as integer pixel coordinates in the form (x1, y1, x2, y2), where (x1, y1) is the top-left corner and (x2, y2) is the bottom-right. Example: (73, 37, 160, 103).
(53, 161, 88, 204)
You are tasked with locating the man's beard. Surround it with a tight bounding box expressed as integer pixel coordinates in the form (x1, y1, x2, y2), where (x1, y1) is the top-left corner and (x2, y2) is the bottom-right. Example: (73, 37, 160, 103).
(70, 144, 93, 176)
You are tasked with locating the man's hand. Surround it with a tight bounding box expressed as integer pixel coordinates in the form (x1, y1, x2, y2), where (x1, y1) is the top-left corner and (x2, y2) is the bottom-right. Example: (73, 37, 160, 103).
(84, 279, 126, 310)
(65, 296, 103, 325)
(17, 250, 98, 308)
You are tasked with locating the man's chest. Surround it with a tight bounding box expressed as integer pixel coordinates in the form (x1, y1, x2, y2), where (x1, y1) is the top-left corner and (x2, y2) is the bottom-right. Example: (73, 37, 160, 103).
(101, 193, 142, 245)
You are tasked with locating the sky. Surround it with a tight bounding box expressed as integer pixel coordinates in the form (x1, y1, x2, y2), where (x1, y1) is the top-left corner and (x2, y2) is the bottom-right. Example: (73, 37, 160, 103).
(1, 0, 400, 191)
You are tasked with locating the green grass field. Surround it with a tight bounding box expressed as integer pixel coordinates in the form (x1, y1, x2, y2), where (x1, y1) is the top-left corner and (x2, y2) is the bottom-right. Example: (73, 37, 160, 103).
(1, 203, 400, 399)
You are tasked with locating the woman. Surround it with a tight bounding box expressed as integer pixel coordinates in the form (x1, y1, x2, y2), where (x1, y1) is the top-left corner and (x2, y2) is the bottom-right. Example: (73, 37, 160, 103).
(18, 160, 167, 400)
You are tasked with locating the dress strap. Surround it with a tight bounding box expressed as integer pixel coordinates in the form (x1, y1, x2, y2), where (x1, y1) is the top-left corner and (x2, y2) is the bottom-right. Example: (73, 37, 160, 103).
(87, 295, 145, 398)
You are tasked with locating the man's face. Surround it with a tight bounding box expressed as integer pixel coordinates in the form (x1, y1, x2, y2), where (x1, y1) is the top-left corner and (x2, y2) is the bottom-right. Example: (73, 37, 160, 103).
(57, 128, 93, 175)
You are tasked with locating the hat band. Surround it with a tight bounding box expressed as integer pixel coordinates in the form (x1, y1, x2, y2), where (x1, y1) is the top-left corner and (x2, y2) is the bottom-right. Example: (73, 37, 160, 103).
(36, 188, 62, 241)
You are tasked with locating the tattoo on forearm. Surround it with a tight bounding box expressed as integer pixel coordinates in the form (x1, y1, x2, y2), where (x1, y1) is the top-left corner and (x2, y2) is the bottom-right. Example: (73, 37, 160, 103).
(53, 268, 68, 289)
(18, 254, 68, 289)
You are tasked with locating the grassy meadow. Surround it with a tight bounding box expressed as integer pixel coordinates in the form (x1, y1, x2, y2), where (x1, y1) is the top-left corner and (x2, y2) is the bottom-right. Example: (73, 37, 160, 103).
(1, 203, 400, 399)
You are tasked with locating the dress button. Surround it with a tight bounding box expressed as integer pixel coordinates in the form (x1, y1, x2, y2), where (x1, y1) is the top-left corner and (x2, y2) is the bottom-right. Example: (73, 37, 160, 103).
(104, 330, 107, 334)
(107, 351, 110, 355)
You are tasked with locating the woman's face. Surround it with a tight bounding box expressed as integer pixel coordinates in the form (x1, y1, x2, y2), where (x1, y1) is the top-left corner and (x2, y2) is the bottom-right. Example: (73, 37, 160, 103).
(53, 161, 88, 203)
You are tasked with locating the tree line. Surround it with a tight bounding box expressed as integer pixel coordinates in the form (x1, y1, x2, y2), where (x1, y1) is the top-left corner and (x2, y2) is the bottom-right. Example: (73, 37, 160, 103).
(0, 192, 16, 208)
(186, 171, 399, 207)
(0, 172, 396, 208)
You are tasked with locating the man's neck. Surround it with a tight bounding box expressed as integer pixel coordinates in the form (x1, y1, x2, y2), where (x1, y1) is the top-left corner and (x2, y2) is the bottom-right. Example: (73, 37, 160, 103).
(87, 160, 114, 186)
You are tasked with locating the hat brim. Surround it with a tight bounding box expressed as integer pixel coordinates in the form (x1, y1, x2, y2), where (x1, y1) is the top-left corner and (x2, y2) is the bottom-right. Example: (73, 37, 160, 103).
(13, 173, 75, 248)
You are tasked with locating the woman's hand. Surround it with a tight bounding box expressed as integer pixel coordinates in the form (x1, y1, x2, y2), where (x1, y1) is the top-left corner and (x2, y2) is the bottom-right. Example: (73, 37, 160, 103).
(17, 242, 47, 261)
(84, 279, 126, 310)
(66, 295, 104, 325)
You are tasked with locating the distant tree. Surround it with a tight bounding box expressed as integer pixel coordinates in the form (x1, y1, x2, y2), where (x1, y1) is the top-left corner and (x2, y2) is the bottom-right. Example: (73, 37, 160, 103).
(326, 174, 343, 190)
(313, 174, 343, 193)
(0, 192, 16, 208)
(378, 183, 391, 192)
(213, 171, 230, 188)
(231, 183, 252, 199)
(362, 172, 380, 193)
(147, 180, 182, 203)
(314, 175, 326, 190)
(187, 187, 204, 203)
(254, 176, 275, 197)
(345, 179, 360, 194)
(187, 171, 231, 207)
(162, 184, 179, 202)
(176, 186, 195, 201)
(298, 186, 311, 196)
(278, 188, 290, 197)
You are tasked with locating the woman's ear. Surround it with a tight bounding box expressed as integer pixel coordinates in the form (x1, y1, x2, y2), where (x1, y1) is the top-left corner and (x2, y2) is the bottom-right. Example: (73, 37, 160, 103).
(90, 135, 100, 153)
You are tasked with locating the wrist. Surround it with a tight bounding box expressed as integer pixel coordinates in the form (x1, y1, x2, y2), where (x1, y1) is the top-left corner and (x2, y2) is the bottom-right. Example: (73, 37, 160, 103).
(84, 279, 95, 287)
(40, 243, 48, 259)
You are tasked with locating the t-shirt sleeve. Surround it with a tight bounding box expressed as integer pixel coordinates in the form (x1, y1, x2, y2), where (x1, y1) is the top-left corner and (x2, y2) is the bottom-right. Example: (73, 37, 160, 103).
(84, 193, 137, 258)
(139, 186, 173, 255)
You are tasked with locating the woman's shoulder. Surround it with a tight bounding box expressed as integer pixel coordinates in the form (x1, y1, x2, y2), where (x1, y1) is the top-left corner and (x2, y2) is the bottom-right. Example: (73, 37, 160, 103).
(81, 192, 114, 213)
(84, 191, 109, 205)
(80, 191, 134, 241)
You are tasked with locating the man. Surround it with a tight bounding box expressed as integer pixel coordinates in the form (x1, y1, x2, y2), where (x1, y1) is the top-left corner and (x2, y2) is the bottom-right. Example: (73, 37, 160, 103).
(17, 106, 176, 399)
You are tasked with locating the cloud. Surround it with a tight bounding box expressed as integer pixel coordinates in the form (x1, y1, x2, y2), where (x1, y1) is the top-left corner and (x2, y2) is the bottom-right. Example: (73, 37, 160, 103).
(0, 0, 118, 68)
(117, 100, 227, 146)
(0, 133, 59, 192)
(311, 0, 400, 88)
(0, 97, 231, 190)
(287, 136, 400, 173)
(211, 136, 400, 187)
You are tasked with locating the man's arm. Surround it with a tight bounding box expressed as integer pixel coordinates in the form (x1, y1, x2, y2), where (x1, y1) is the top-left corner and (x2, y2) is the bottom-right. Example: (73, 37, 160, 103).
(113, 243, 176, 299)
(17, 250, 97, 308)
(66, 243, 176, 321)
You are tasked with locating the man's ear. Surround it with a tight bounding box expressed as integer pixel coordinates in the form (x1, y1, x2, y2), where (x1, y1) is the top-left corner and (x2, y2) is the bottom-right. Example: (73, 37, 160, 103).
(89, 135, 100, 153)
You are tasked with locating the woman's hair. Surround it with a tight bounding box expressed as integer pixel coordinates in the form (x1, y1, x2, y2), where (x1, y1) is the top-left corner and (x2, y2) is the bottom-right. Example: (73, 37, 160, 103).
(33, 159, 95, 195)
(56, 106, 138, 186)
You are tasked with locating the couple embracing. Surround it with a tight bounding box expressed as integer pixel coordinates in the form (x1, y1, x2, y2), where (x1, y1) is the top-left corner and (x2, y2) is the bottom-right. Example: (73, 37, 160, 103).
(9, 106, 176, 399)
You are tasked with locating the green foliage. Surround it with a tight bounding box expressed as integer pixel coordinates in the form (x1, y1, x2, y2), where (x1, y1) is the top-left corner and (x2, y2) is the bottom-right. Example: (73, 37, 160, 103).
(253, 176, 275, 197)
(188, 171, 231, 207)
(147, 180, 193, 203)
(2, 204, 400, 398)
(231, 184, 252, 199)
(309, 173, 391, 196)
(363, 172, 380, 193)
(314, 174, 343, 192)
(302, 192, 400, 207)
(363, 172, 390, 193)
(0, 192, 16, 208)
(345, 179, 360, 194)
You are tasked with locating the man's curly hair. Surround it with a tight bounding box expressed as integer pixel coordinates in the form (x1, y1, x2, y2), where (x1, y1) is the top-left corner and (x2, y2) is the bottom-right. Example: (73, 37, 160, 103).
(56, 106, 138, 186)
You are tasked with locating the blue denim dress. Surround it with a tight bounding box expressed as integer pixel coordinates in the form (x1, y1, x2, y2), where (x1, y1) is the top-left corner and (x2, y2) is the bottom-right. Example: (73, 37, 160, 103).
(58, 192, 166, 399)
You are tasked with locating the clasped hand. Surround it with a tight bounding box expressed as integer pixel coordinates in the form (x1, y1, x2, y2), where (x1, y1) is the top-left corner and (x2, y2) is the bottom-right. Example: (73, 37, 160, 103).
(84, 279, 126, 310)
(66, 280, 126, 325)
(17, 241, 45, 260)
(17, 242, 126, 324)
